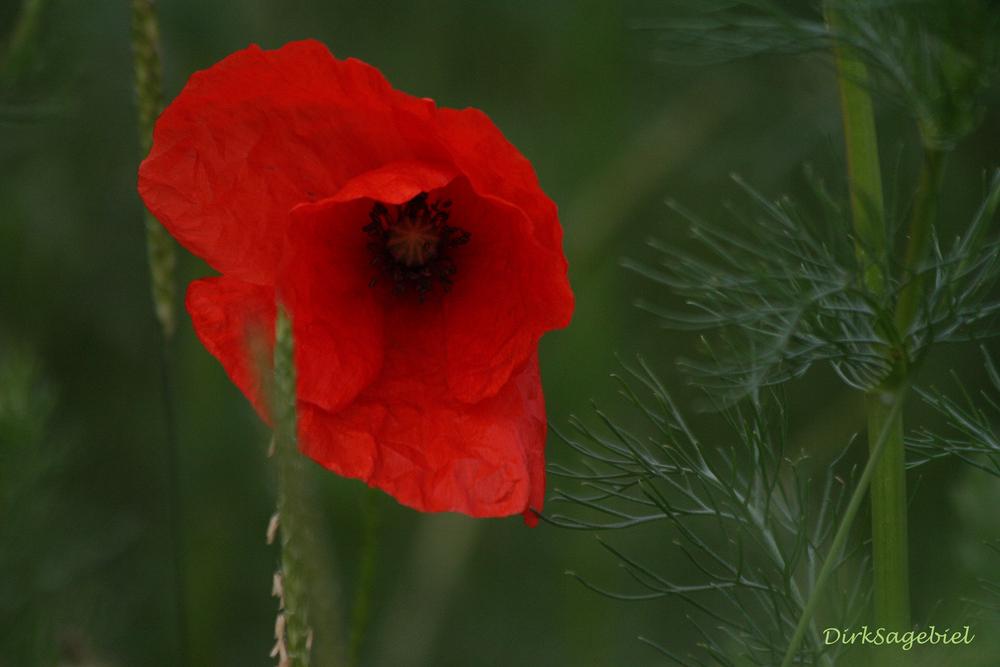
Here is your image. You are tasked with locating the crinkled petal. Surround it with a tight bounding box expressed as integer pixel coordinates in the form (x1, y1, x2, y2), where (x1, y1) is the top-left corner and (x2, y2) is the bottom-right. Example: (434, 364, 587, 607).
(142, 41, 574, 526)
(427, 108, 574, 401)
(186, 277, 276, 421)
(138, 40, 448, 285)
(299, 359, 546, 523)
(297, 291, 546, 522)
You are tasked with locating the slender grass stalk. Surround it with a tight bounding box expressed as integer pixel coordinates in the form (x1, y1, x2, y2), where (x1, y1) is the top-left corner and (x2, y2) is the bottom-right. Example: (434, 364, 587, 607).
(780, 388, 907, 667)
(273, 309, 316, 667)
(130, 0, 176, 341)
(272, 309, 345, 667)
(893, 146, 947, 338)
(347, 486, 381, 667)
(129, 3, 187, 664)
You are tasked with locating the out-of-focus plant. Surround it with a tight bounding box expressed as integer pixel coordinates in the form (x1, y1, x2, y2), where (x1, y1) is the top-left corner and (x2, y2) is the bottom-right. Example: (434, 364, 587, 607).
(0, 0, 51, 90)
(0, 340, 61, 665)
(0, 339, 141, 666)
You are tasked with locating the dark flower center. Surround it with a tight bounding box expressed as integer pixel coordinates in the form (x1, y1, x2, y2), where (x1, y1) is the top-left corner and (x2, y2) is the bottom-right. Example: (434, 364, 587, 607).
(364, 193, 470, 302)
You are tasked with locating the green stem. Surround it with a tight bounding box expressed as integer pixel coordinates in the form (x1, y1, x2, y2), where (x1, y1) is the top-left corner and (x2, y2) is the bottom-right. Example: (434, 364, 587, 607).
(274, 309, 315, 667)
(828, 2, 914, 653)
(129, 3, 186, 664)
(893, 147, 946, 339)
(347, 486, 381, 667)
(866, 387, 910, 638)
(779, 388, 907, 667)
(827, 3, 886, 294)
(273, 309, 345, 667)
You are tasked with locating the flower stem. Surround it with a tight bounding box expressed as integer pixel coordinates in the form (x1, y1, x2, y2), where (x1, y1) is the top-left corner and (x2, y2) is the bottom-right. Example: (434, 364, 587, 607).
(272, 308, 346, 667)
(273, 309, 315, 667)
(129, 3, 186, 665)
(130, 0, 176, 341)
(779, 388, 907, 667)
(347, 486, 381, 667)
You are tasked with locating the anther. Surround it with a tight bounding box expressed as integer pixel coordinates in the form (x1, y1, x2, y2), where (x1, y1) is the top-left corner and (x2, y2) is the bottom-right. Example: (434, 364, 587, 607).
(365, 192, 469, 301)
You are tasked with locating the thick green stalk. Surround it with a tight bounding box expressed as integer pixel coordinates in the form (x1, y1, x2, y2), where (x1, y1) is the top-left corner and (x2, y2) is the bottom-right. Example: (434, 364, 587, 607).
(827, 0, 911, 655)
(863, 138, 945, 667)
(780, 389, 907, 667)
(828, 6, 886, 294)
(866, 387, 909, 638)
(273, 309, 345, 667)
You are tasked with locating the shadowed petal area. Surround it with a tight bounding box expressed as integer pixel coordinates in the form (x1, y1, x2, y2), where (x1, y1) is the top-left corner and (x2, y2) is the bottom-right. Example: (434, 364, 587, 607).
(440, 178, 574, 404)
(279, 161, 459, 413)
(186, 277, 276, 421)
(297, 290, 546, 523)
(279, 197, 383, 415)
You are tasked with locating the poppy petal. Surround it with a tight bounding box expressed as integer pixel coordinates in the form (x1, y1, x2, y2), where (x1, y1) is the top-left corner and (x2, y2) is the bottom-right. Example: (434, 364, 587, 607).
(141, 41, 574, 525)
(185, 277, 276, 421)
(435, 106, 571, 268)
(438, 177, 574, 403)
(138, 40, 448, 285)
(298, 347, 546, 522)
(327, 159, 459, 205)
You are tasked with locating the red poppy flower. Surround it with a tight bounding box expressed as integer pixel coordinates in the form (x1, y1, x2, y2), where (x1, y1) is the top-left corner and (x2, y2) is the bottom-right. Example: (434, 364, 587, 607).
(138, 40, 573, 525)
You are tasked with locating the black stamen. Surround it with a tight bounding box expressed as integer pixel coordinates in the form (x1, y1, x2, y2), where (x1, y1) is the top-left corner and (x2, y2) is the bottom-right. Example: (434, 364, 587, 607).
(365, 192, 469, 302)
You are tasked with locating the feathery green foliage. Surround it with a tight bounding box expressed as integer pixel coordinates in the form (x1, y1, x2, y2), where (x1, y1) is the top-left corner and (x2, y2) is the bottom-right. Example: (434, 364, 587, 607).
(626, 166, 1000, 403)
(909, 347, 1000, 477)
(625, 175, 891, 399)
(548, 359, 868, 665)
(644, 0, 1000, 148)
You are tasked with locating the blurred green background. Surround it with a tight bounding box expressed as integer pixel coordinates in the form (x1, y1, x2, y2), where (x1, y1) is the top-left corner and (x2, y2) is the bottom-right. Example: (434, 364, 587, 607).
(3, 0, 1000, 665)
